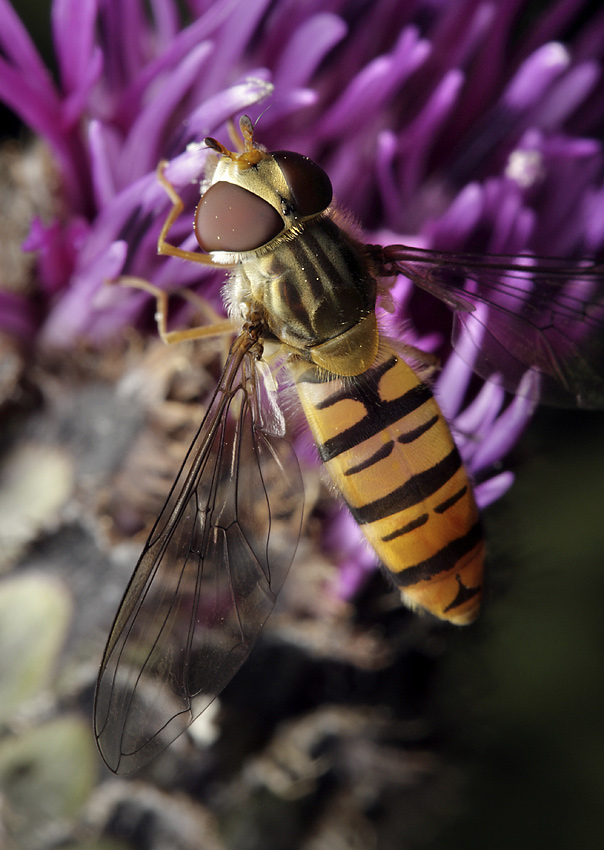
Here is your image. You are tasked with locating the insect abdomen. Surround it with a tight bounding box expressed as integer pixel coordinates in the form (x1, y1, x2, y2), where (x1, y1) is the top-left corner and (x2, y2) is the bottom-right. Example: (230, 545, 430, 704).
(291, 344, 484, 625)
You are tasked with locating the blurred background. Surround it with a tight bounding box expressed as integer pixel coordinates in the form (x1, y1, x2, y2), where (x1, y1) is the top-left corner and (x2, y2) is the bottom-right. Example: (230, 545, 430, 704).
(1, 2, 604, 849)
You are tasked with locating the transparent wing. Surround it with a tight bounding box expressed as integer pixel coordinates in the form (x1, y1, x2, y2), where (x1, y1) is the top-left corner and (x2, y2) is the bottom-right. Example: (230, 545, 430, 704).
(373, 244, 604, 408)
(94, 333, 303, 774)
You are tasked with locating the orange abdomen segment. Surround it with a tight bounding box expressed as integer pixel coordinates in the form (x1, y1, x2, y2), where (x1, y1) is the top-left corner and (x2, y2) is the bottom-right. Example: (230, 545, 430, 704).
(290, 344, 484, 625)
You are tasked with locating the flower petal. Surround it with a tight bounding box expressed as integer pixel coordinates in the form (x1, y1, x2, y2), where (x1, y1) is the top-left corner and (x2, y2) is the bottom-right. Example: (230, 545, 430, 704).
(117, 41, 214, 184)
(474, 471, 515, 509)
(273, 13, 347, 91)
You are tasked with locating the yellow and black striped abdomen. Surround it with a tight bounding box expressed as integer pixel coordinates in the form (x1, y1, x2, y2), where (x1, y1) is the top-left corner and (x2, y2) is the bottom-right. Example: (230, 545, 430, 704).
(291, 344, 484, 625)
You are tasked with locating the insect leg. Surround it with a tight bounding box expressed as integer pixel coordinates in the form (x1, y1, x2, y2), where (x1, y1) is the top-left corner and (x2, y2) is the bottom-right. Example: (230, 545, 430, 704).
(155, 161, 229, 267)
(175, 287, 234, 366)
(117, 276, 236, 346)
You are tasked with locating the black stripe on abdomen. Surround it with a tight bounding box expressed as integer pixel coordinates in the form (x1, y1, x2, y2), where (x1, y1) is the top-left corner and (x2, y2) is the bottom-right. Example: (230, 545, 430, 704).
(434, 485, 468, 514)
(397, 414, 439, 444)
(313, 356, 398, 409)
(344, 441, 394, 475)
(393, 521, 483, 587)
(346, 446, 462, 525)
(318, 381, 433, 462)
(381, 513, 429, 542)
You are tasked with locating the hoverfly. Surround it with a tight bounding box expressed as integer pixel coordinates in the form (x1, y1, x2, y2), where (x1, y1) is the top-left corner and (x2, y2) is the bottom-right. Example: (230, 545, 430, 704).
(95, 115, 604, 773)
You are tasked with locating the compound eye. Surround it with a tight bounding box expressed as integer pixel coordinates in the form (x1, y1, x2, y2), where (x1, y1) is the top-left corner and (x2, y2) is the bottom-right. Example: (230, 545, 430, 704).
(194, 182, 284, 252)
(272, 150, 333, 216)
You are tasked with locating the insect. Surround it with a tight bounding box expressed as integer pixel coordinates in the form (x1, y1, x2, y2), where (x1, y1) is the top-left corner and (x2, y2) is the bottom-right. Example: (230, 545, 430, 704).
(95, 115, 604, 773)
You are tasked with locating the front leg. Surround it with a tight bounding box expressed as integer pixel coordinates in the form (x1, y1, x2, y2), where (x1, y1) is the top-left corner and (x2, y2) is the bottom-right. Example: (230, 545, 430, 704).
(117, 277, 235, 346)
(155, 161, 227, 268)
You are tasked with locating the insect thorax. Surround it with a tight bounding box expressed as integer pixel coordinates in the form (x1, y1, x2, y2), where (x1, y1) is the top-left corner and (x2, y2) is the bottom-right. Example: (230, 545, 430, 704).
(229, 216, 379, 377)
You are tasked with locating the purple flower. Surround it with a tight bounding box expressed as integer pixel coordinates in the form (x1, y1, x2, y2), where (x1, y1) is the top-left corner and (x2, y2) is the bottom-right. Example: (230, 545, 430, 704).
(1, 0, 603, 597)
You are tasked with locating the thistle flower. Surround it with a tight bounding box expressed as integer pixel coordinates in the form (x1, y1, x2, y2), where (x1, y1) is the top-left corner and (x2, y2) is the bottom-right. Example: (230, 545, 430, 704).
(1, 0, 603, 599)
